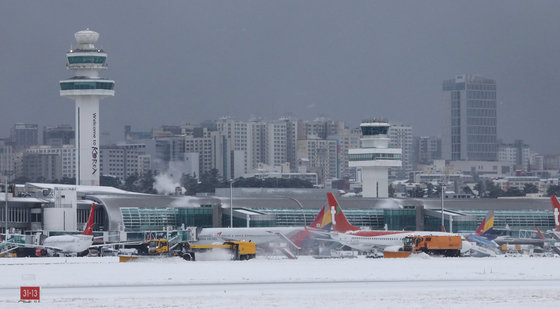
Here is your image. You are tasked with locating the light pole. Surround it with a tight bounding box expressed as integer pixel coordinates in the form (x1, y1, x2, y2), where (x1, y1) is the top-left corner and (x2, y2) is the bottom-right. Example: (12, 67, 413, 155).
(3, 152, 12, 240)
(3, 152, 10, 240)
(285, 197, 307, 227)
(229, 179, 233, 228)
(440, 182, 445, 232)
(4, 170, 7, 239)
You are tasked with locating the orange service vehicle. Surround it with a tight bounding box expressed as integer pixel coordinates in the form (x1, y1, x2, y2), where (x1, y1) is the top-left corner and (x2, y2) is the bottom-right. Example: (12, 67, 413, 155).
(403, 235, 462, 257)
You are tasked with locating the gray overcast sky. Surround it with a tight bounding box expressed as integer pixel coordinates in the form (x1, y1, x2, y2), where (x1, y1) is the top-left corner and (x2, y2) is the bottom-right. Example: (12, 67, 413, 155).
(1, 1, 559, 153)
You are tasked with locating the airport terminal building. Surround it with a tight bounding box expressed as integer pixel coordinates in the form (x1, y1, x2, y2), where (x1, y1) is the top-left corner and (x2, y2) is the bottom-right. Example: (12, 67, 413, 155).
(0, 184, 555, 241)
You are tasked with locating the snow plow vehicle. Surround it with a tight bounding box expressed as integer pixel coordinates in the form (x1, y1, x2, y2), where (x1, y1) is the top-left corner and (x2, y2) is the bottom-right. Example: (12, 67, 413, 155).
(402, 235, 462, 257)
(147, 239, 256, 261)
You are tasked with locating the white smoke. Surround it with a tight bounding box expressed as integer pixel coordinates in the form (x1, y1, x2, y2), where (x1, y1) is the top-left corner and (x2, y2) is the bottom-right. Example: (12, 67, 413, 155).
(153, 173, 182, 195)
(376, 198, 404, 209)
(170, 195, 200, 208)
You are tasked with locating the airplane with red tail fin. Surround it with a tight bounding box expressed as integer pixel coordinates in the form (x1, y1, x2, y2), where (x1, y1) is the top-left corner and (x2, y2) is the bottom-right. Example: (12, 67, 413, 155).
(326, 192, 471, 253)
(34, 203, 97, 256)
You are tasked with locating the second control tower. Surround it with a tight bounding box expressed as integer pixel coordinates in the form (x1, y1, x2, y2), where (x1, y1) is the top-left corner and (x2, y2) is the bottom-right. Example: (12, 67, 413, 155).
(349, 119, 401, 198)
(60, 29, 115, 186)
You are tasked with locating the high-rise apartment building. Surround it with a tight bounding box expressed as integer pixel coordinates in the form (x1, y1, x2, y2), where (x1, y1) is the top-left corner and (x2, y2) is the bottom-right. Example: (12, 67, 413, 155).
(498, 140, 531, 172)
(99, 144, 147, 182)
(413, 136, 442, 166)
(329, 128, 360, 179)
(0, 139, 13, 182)
(388, 124, 413, 180)
(296, 138, 338, 184)
(26, 145, 76, 179)
(442, 74, 497, 161)
(217, 117, 295, 174)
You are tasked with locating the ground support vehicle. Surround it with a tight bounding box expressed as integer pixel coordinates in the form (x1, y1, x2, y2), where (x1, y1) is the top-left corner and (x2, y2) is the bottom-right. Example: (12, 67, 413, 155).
(146, 239, 256, 261)
(176, 241, 256, 261)
(402, 235, 462, 257)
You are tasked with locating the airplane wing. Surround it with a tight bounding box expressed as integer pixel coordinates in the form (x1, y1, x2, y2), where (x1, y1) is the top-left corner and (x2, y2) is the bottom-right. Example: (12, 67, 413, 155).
(6, 242, 66, 253)
(89, 240, 145, 248)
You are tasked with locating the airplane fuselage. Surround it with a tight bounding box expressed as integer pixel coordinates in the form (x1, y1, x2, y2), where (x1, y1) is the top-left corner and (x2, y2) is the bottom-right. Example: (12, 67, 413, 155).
(42, 234, 93, 254)
(198, 227, 304, 246)
(331, 230, 458, 252)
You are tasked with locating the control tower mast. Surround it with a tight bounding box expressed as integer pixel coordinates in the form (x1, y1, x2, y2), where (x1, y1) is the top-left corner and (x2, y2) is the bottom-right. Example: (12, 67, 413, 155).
(349, 119, 402, 198)
(60, 29, 115, 186)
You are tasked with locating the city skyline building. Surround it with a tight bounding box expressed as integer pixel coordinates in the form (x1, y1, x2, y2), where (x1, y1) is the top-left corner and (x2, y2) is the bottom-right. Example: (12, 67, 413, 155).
(442, 74, 497, 162)
(10, 123, 39, 152)
(388, 124, 413, 180)
(43, 124, 74, 147)
(59, 29, 115, 186)
(413, 136, 442, 166)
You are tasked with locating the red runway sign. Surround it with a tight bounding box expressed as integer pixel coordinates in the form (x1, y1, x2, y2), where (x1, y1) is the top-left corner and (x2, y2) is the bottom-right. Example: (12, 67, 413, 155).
(20, 286, 40, 302)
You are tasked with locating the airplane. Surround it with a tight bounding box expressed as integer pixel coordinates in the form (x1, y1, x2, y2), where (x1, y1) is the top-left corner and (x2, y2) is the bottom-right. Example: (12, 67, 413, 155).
(197, 205, 331, 252)
(548, 195, 560, 240)
(35, 203, 97, 256)
(325, 192, 472, 254)
(488, 196, 560, 248)
(1, 203, 106, 257)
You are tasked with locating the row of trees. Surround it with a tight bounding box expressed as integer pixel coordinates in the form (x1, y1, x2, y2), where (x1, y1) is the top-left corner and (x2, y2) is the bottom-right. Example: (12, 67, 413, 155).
(397, 180, 550, 199)
(101, 169, 313, 196)
(180, 171, 313, 196)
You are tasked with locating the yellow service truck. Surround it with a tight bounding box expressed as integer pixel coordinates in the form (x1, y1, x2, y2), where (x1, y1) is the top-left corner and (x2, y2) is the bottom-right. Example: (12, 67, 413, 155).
(148, 239, 256, 261)
(148, 239, 170, 255)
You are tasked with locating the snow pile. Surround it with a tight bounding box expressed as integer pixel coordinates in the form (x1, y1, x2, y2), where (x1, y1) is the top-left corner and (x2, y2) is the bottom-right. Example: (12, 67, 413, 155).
(0, 256, 559, 308)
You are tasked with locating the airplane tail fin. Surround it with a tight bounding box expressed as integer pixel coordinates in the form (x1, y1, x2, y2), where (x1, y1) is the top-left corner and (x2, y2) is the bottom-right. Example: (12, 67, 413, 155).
(475, 210, 496, 240)
(327, 192, 360, 233)
(308, 206, 326, 229)
(550, 195, 560, 232)
(82, 203, 95, 236)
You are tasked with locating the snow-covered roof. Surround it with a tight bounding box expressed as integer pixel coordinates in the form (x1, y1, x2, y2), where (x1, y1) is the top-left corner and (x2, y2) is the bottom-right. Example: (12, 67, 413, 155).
(26, 183, 136, 195)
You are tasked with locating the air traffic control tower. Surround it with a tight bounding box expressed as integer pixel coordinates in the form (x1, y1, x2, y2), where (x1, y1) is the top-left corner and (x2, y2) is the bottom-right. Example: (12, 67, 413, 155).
(349, 120, 401, 198)
(60, 29, 115, 186)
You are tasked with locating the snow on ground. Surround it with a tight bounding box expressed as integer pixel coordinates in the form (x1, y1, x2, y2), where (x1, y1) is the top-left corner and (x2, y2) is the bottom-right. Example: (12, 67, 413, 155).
(1, 255, 560, 308)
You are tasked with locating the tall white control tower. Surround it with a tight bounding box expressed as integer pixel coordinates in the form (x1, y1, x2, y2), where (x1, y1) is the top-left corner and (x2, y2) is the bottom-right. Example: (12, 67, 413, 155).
(60, 30, 115, 186)
(349, 120, 401, 198)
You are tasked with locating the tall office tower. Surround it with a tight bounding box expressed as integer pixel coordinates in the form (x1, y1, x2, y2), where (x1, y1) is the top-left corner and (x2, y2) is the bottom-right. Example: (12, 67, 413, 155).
(10, 123, 39, 151)
(388, 124, 413, 180)
(349, 120, 401, 198)
(442, 74, 497, 161)
(60, 29, 115, 186)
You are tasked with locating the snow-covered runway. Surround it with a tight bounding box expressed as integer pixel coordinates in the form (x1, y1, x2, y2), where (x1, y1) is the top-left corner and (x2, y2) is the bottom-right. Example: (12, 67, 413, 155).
(1, 256, 559, 308)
